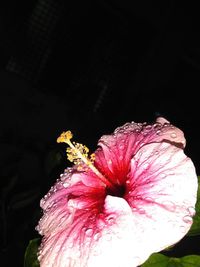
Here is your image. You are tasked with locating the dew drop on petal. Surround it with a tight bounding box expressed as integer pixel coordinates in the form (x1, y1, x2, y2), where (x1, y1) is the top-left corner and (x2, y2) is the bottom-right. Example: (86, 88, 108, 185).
(170, 132, 177, 138)
(119, 144, 125, 150)
(56, 181, 64, 189)
(40, 198, 46, 206)
(108, 159, 112, 165)
(67, 241, 74, 249)
(119, 155, 123, 160)
(44, 259, 50, 266)
(63, 182, 69, 188)
(145, 125, 152, 131)
(144, 197, 153, 203)
(138, 208, 145, 214)
(106, 214, 116, 225)
(187, 206, 196, 216)
(162, 200, 176, 212)
(60, 173, 65, 180)
(85, 228, 93, 237)
(183, 215, 193, 224)
(97, 218, 105, 229)
(160, 173, 166, 179)
(143, 162, 149, 169)
(94, 232, 101, 240)
(35, 225, 40, 233)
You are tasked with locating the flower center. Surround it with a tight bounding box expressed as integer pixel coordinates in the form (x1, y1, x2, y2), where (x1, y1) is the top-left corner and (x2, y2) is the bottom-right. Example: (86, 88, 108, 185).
(106, 183, 126, 198)
(57, 131, 116, 190)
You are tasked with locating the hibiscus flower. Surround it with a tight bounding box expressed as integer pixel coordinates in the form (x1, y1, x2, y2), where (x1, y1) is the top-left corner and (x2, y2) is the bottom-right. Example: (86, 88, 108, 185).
(36, 117, 198, 267)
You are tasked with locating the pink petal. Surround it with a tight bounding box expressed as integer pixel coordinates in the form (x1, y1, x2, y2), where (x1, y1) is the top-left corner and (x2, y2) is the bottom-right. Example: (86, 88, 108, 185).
(124, 141, 198, 258)
(37, 170, 105, 237)
(38, 189, 148, 267)
(94, 117, 186, 186)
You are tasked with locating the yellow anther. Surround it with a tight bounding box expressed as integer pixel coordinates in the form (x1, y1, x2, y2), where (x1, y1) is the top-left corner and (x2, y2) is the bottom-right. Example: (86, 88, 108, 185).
(57, 131, 115, 189)
(57, 131, 73, 145)
(57, 131, 73, 144)
(57, 131, 92, 167)
(90, 153, 95, 162)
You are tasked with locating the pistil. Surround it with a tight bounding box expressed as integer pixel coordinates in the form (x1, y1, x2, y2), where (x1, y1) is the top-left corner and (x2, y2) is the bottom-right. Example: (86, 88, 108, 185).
(57, 131, 115, 190)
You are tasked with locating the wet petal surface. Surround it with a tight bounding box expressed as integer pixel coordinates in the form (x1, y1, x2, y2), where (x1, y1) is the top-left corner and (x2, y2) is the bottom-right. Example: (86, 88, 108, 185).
(36, 117, 198, 267)
(94, 117, 186, 187)
(125, 141, 197, 256)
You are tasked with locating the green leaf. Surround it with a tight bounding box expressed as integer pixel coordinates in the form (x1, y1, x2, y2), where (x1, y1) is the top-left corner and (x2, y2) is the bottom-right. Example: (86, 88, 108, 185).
(140, 253, 182, 267)
(24, 238, 40, 267)
(187, 176, 200, 236)
(181, 255, 200, 266)
(141, 253, 200, 267)
(140, 253, 171, 267)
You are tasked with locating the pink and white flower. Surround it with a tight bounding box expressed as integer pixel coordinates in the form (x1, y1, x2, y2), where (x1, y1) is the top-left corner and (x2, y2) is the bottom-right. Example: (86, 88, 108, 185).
(36, 117, 198, 267)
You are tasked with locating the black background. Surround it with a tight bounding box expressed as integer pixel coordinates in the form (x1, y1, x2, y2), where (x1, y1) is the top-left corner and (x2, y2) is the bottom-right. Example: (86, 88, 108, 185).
(0, 1, 200, 266)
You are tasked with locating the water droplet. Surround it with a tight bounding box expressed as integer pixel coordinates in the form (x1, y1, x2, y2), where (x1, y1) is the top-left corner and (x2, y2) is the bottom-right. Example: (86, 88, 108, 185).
(183, 215, 193, 224)
(38, 255, 42, 261)
(97, 218, 105, 229)
(107, 214, 116, 224)
(144, 197, 153, 203)
(68, 199, 78, 209)
(170, 132, 177, 138)
(156, 130, 161, 135)
(40, 198, 46, 206)
(145, 125, 152, 131)
(142, 131, 148, 136)
(63, 182, 69, 188)
(94, 232, 101, 240)
(119, 144, 124, 150)
(143, 162, 149, 169)
(132, 207, 137, 212)
(108, 159, 112, 165)
(57, 181, 64, 189)
(68, 242, 73, 248)
(44, 259, 50, 266)
(60, 173, 65, 181)
(162, 200, 176, 212)
(119, 155, 123, 160)
(85, 228, 93, 237)
(187, 206, 196, 216)
(138, 208, 145, 214)
(160, 173, 166, 178)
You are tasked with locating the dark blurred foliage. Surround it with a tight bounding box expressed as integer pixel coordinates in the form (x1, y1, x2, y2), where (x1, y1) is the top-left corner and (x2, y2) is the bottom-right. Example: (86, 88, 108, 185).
(0, 1, 200, 266)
